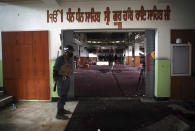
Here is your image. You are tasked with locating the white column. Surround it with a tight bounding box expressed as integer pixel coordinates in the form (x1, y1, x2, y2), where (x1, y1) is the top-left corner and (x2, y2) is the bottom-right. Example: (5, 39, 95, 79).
(125, 46, 132, 57)
(80, 46, 89, 57)
(135, 43, 140, 56)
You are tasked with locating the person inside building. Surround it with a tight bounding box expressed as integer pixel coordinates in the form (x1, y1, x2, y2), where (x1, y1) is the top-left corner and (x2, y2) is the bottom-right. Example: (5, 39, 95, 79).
(53, 45, 74, 120)
(114, 54, 118, 65)
(108, 54, 113, 67)
(137, 61, 145, 91)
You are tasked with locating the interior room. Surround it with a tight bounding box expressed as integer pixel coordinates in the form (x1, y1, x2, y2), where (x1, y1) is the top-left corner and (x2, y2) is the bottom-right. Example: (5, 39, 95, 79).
(0, 0, 195, 131)
(72, 31, 146, 97)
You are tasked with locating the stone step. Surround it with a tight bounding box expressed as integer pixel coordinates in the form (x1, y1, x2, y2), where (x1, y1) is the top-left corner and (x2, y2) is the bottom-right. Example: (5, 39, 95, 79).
(0, 91, 3, 97)
(0, 95, 14, 107)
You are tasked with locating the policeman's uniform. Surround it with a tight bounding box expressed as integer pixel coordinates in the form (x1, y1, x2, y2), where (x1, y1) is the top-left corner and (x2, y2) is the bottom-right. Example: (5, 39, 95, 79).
(53, 49, 73, 119)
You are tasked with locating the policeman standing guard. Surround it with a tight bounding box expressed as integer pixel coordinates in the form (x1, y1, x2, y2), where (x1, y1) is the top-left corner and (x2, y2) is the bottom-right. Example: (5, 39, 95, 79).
(53, 45, 74, 120)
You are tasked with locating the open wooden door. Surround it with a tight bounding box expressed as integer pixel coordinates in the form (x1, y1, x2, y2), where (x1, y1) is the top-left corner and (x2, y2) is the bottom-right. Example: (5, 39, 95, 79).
(2, 31, 50, 100)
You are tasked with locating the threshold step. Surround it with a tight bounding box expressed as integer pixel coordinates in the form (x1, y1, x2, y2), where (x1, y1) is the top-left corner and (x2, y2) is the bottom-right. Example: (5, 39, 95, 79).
(0, 96, 14, 107)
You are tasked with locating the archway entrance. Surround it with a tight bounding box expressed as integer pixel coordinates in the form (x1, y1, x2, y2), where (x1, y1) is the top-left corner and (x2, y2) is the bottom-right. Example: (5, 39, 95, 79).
(62, 29, 155, 98)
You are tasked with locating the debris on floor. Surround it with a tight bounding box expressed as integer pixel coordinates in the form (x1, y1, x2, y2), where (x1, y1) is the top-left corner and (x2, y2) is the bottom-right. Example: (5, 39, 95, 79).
(168, 104, 195, 115)
(137, 115, 191, 131)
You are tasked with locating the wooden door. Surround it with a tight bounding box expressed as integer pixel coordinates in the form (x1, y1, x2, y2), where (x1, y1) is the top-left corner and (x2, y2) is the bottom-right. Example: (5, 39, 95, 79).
(2, 31, 50, 100)
(32, 31, 50, 100)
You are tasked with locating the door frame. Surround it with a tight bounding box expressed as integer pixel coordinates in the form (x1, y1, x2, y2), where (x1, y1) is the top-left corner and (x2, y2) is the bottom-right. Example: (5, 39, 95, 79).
(61, 28, 156, 98)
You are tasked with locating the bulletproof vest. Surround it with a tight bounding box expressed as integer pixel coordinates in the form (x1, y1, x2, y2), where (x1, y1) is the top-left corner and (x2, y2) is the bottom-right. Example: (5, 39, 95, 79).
(58, 56, 72, 77)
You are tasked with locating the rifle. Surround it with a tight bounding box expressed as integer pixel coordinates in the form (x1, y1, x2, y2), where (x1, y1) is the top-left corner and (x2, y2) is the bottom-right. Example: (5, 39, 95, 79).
(53, 82, 57, 92)
(53, 50, 59, 92)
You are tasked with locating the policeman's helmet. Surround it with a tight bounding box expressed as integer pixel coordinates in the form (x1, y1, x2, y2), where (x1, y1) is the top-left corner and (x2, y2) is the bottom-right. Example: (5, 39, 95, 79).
(60, 45, 74, 52)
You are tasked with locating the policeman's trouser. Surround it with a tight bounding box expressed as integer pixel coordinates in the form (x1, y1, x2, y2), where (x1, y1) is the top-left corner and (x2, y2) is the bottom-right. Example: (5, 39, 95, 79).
(57, 78, 70, 114)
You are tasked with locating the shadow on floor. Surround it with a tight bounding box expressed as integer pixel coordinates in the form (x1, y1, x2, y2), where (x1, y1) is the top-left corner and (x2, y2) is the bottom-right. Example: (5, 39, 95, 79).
(65, 99, 185, 131)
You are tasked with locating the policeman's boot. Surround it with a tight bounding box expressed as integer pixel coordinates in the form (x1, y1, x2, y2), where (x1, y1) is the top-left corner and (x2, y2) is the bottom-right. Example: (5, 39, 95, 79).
(63, 109, 72, 114)
(56, 110, 69, 120)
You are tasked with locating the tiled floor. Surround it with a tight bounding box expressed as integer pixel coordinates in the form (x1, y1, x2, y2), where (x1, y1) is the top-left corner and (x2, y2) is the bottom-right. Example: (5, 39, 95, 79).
(0, 99, 195, 131)
(0, 101, 78, 131)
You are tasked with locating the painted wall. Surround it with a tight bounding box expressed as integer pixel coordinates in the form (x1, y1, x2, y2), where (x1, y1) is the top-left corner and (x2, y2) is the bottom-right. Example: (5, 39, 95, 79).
(0, 0, 195, 97)
(155, 60, 170, 97)
(0, 0, 195, 59)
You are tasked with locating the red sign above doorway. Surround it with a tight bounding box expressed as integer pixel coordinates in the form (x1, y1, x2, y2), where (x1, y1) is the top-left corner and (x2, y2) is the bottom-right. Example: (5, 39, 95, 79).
(47, 5, 171, 29)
